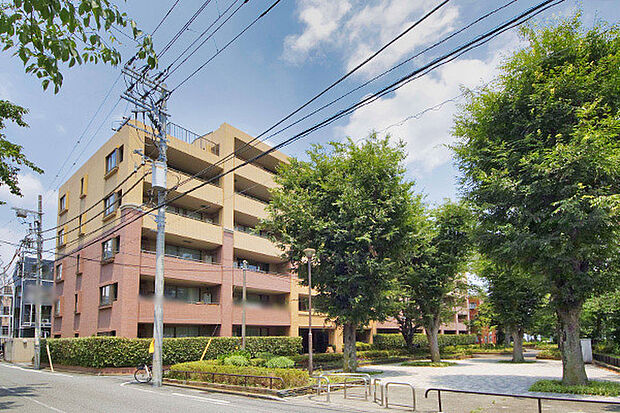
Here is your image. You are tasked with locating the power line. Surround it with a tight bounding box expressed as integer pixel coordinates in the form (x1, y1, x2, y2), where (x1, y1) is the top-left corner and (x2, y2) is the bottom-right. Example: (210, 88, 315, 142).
(167, 0, 453, 192)
(170, 0, 282, 93)
(152, 0, 183, 36)
(37, 0, 564, 267)
(158, 0, 214, 58)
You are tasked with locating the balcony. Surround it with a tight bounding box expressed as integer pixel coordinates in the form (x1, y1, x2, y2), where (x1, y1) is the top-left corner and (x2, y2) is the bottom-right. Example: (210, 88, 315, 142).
(232, 267, 290, 293)
(234, 230, 282, 260)
(232, 304, 290, 326)
(145, 167, 223, 206)
(138, 297, 221, 325)
(140, 251, 222, 285)
(234, 192, 268, 221)
(234, 160, 277, 191)
(143, 211, 222, 248)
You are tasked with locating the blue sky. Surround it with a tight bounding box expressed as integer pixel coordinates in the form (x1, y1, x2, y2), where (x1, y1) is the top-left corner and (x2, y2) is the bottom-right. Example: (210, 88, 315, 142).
(0, 0, 618, 269)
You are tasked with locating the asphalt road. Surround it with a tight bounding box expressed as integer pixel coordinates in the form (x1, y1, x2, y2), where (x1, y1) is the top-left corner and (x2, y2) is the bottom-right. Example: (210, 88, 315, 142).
(0, 362, 365, 413)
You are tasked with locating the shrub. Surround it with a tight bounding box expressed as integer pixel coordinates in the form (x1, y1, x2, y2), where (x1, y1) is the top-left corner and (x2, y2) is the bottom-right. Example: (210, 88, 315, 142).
(250, 358, 266, 367)
(167, 360, 309, 389)
(224, 355, 249, 366)
(372, 333, 477, 350)
(41, 336, 302, 368)
(536, 348, 561, 360)
(356, 342, 372, 351)
(265, 356, 295, 369)
(529, 380, 620, 397)
(400, 361, 457, 367)
(256, 352, 275, 360)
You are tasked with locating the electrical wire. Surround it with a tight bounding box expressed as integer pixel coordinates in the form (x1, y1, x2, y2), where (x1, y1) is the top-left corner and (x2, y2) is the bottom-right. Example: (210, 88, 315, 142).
(158, 0, 214, 58)
(152, 0, 183, 36)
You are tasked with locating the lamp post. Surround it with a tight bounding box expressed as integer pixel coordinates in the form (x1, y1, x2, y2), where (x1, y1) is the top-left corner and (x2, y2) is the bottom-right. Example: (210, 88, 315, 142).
(303, 248, 315, 375)
(241, 260, 248, 350)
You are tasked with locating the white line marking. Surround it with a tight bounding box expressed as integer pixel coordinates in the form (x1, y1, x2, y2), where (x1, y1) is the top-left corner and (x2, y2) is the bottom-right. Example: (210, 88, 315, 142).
(172, 392, 231, 405)
(1, 384, 67, 413)
(0, 363, 72, 377)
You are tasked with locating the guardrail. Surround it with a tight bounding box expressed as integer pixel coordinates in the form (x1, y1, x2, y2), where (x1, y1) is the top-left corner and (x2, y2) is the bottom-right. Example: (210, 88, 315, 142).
(168, 370, 285, 389)
(594, 353, 620, 368)
(424, 388, 620, 413)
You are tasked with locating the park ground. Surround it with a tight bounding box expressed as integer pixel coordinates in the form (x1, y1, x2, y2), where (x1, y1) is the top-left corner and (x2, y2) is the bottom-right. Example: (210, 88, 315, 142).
(1, 352, 619, 412)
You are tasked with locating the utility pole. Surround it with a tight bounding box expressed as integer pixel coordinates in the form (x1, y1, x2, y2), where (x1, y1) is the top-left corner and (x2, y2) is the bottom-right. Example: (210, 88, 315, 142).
(121, 59, 170, 387)
(303, 248, 315, 376)
(34, 195, 43, 370)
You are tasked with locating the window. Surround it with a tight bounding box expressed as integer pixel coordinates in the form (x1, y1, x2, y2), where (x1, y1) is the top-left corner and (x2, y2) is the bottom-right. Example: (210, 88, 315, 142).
(103, 192, 117, 216)
(54, 299, 61, 316)
(1, 326, 8, 336)
(57, 228, 65, 246)
(105, 146, 123, 174)
(164, 245, 202, 261)
(74, 293, 80, 313)
(56, 263, 63, 281)
(97, 330, 116, 336)
(59, 194, 66, 212)
(99, 283, 118, 307)
(76, 254, 81, 274)
(101, 236, 120, 261)
(80, 175, 88, 197)
(1, 306, 9, 315)
(78, 214, 84, 235)
(298, 295, 310, 312)
(41, 306, 51, 323)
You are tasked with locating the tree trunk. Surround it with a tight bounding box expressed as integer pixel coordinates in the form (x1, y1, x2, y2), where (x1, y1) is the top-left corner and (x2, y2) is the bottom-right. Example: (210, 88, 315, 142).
(512, 327, 524, 362)
(503, 327, 512, 347)
(556, 305, 588, 385)
(425, 318, 441, 362)
(342, 323, 358, 372)
(396, 314, 417, 353)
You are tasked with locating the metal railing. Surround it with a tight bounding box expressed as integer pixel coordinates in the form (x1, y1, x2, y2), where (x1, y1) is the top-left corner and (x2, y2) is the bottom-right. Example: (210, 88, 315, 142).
(168, 370, 285, 389)
(594, 353, 620, 368)
(310, 375, 331, 402)
(385, 381, 416, 411)
(424, 388, 620, 413)
(167, 123, 219, 155)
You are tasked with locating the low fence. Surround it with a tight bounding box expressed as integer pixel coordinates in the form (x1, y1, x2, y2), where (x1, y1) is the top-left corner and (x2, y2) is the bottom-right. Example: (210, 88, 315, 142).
(167, 370, 285, 390)
(424, 388, 620, 413)
(593, 353, 620, 368)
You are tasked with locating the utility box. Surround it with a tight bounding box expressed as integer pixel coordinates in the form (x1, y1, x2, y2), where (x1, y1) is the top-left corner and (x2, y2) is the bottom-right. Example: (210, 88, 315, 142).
(152, 161, 167, 190)
(3, 338, 35, 363)
(581, 338, 593, 364)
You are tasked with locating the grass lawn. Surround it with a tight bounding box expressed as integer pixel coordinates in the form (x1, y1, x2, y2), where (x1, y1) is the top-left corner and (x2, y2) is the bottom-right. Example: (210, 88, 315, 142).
(497, 360, 537, 364)
(400, 361, 457, 367)
(529, 380, 620, 397)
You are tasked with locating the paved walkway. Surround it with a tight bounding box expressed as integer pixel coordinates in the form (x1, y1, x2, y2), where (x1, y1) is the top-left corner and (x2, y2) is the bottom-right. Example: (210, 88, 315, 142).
(292, 353, 620, 412)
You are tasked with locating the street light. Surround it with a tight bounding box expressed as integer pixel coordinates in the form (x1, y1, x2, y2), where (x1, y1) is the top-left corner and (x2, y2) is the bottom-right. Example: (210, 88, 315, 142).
(303, 248, 315, 375)
(241, 259, 248, 350)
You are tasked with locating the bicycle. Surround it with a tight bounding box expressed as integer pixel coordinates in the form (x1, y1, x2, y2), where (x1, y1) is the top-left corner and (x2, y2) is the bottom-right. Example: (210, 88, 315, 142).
(134, 363, 152, 383)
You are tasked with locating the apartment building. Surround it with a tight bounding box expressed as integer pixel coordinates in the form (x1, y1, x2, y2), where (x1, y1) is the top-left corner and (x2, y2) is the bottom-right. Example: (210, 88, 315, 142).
(11, 256, 54, 338)
(0, 284, 13, 344)
(52, 121, 468, 350)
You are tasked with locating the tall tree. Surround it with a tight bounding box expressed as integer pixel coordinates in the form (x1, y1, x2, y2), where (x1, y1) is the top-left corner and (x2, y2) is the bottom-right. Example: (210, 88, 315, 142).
(453, 18, 620, 384)
(479, 260, 544, 362)
(395, 200, 472, 362)
(260, 135, 414, 372)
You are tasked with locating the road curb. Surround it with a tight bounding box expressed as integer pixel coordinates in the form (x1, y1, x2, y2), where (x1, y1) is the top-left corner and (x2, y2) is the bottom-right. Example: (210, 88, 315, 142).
(162, 380, 286, 401)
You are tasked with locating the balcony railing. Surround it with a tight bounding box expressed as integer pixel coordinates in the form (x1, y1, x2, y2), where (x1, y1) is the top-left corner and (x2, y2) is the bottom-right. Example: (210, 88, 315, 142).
(167, 122, 219, 155)
(166, 207, 219, 226)
(234, 191, 268, 205)
(167, 165, 221, 188)
(141, 249, 218, 265)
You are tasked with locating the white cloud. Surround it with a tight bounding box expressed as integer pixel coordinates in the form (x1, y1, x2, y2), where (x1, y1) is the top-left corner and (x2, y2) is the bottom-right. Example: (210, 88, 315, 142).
(283, 0, 459, 76)
(338, 32, 522, 173)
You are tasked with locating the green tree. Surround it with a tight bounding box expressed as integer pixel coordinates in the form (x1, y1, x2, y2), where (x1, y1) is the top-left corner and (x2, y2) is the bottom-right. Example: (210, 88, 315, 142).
(581, 290, 620, 351)
(395, 200, 472, 361)
(0, 101, 43, 201)
(1, 0, 156, 92)
(479, 260, 544, 361)
(453, 18, 620, 384)
(260, 135, 414, 372)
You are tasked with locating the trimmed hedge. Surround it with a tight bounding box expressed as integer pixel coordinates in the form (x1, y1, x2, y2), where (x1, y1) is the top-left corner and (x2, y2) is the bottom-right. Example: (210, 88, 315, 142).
(372, 333, 476, 350)
(168, 360, 308, 389)
(42, 336, 302, 368)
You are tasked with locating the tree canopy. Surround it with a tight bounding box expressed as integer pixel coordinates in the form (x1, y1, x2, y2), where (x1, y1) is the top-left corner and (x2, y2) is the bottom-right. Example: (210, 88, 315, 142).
(260, 134, 415, 371)
(453, 17, 620, 384)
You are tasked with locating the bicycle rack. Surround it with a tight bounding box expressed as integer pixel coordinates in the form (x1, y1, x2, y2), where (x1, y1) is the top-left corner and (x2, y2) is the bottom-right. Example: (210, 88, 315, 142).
(343, 376, 369, 401)
(310, 375, 331, 403)
(326, 373, 371, 401)
(373, 378, 384, 406)
(384, 381, 416, 411)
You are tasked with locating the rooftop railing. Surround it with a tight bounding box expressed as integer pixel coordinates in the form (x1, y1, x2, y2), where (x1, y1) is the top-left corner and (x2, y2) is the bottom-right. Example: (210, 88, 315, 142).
(167, 122, 219, 155)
